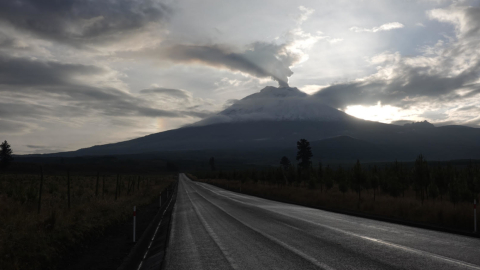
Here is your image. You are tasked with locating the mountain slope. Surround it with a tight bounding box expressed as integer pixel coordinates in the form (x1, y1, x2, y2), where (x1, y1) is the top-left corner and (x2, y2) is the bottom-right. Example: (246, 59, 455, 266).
(41, 86, 480, 162)
(193, 86, 353, 126)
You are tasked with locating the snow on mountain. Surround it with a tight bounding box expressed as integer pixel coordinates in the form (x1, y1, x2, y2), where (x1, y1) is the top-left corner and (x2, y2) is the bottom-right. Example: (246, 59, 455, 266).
(193, 86, 352, 126)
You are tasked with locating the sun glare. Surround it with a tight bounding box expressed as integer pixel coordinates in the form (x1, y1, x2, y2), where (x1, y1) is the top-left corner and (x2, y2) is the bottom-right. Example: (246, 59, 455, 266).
(345, 102, 401, 123)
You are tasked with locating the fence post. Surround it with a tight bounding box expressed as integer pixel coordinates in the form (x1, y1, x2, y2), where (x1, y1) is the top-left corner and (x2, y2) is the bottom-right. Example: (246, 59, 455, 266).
(38, 166, 44, 214)
(133, 206, 136, 243)
(102, 175, 105, 199)
(95, 171, 99, 197)
(115, 174, 119, 201)
(475, 199, 477, 233)
(67, 170, 71, 210)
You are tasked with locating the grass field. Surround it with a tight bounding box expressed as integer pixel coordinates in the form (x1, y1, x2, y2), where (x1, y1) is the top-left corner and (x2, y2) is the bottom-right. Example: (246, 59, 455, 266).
(0, 171, 175, 270)
(190, 175, 478, 233)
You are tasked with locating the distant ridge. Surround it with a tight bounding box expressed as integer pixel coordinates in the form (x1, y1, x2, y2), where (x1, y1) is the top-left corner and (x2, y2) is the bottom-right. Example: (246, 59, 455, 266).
(29, 86, 480, 162)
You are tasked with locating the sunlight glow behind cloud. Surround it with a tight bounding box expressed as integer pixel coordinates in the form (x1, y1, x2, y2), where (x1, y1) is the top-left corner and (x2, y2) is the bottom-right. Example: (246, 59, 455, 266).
(345, 103, 412, 123)
(350, 22, 405, 33)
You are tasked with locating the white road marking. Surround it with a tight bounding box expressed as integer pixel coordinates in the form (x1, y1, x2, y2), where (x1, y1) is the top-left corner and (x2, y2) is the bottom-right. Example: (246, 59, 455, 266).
(188, 179, 336, 270)
(183, 176, 239, 270)
(190, 177, 480, 270)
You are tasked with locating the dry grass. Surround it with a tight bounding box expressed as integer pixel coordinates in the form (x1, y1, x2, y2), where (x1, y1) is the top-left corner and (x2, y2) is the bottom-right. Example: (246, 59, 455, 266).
(194, 177, 477, 232)
(0, 172, 175, 270)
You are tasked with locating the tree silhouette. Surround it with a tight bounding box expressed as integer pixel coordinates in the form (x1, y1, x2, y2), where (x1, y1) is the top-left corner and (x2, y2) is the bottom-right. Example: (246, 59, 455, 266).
(0, 140, 13, 168)
(352, 159, 365, 200)
(371, 165, 379, 201)
(280, 156, 291, 171)
(414, 154, 429, 204)
(317, 162, 324, 192)
(209, 157, 216, 171)
(296, 139, 312, 170)
(336, 166, 348, 198)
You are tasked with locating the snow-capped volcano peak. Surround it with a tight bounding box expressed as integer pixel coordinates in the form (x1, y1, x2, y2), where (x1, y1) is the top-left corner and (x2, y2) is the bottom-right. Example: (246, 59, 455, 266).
(193, 86, 352, 126)
(243, 86, 308, 99)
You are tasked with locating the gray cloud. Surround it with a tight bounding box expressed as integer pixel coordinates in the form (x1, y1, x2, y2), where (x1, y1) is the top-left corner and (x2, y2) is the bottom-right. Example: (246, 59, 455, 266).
(26, 145, 45, 149)
(0, 0, 170, 46)
(0, 53, 211, 124)
(0, 54, 104, 86)
(314, 63, 480, 109)
(456, 105, 478, 112)
(139, 87, 191, 99)
(0, 119, 32, 134)
(122, 42, 299, 87)
(314, 5, 480, 110)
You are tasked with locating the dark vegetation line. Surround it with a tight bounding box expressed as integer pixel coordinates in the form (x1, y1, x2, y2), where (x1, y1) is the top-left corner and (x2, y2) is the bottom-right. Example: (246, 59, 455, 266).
(0, 141, 178, 270)
(192, 139, 480, 233)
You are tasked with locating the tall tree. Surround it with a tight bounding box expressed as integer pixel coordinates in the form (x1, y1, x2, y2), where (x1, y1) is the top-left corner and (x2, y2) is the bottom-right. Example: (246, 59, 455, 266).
(352, 159, 365, 200)
(279, 156, 291, 186)
(371, 165, 379, 201)
(0, 140, 13, 168)
(414, 154, 429, 204)
(280, 156, 291, 171)
(336, 166, 348, 198)
(296, 139, 312, 170)
(317, 162, 324, 192)
(209, 157, 216, 171)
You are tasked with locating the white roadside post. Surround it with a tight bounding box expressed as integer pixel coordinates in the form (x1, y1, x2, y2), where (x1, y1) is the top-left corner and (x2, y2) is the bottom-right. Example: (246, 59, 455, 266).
(133, 206, 136, 243)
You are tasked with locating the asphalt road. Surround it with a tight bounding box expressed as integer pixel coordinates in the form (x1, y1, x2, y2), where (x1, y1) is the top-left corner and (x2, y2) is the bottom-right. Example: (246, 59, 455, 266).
(164, 174, 480, 270)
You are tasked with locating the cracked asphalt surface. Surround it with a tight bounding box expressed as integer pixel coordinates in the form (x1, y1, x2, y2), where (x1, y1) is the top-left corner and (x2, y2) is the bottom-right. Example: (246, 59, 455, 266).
(164, 174, 480, 270)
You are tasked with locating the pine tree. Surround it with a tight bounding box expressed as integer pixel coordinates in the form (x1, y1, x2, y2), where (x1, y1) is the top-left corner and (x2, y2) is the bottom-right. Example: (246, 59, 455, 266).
(317, 162, 324, 192)
(336, 166, 348, 198)
(371, 165, 379, 201)
(296, 139, 313, 169)
(352, 159, 365, 200)
(0, 140, 13, 168)
(280, 156, 291, 171)
(296, 139, 313, 185)
(209, 157, 216, 171)
(414, 154, 429, 204)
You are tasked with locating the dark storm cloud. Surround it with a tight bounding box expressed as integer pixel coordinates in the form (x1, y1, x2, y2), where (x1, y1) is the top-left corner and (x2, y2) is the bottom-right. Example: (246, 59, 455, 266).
(0, 53, 206, 120)
(0, 0, 170, 45)
(314, 63, 480, 109)
(0, 54, 103, 86)
(123, 42, 299, 87)
(0, 34, 20, 50)
(0, 101, 51, 116)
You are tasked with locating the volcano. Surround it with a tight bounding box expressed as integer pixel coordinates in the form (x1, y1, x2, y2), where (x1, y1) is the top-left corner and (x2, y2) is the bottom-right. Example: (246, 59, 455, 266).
(45, 86, 480, 163)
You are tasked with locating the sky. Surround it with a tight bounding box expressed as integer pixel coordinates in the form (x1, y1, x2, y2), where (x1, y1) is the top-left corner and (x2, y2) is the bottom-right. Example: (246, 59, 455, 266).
(1, 0, 480, 154)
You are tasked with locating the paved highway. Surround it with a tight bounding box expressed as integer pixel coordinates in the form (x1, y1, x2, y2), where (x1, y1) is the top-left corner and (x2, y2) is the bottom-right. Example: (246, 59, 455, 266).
(164, 174, 480, 270)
